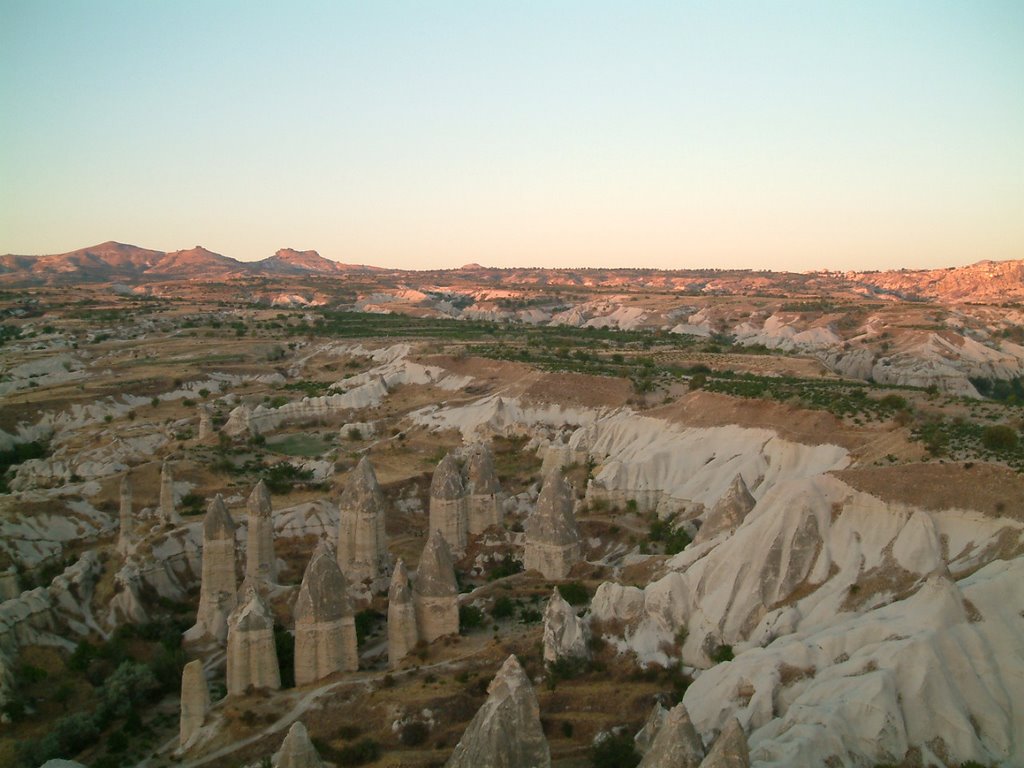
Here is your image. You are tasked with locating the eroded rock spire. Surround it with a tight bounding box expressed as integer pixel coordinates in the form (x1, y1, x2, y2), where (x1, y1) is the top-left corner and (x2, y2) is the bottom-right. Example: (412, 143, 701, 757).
(294, 539, 357, 685)
(429, 452, 468, 555)
(466, 443, 503, 535)
(226, 586, 281, 695)
(337, 456, 389, 585)
(192, 494, 237, 643)
(524, 470, 582, 579)
(387, 558, 418, 667)
(414, 529, 459, 642)
(246, 480, 277, 584)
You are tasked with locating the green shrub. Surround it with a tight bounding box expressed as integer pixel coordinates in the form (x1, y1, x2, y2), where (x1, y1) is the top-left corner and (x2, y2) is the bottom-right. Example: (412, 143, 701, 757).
(982, 424, 1019, 451)
(459, 605, 485, 633)
(557, 582, 590, 606)
(711, 644, 734, 663)
(337, 738, 381, 766)
(591, 731, 641, 768)
(491, 596, 515, 619)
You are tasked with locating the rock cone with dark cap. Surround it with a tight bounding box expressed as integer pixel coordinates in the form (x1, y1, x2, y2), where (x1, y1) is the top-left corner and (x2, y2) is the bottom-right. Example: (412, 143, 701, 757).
(246, 480, 277, 584)
(337, 456, 389, 584)
(524, 469, 582, 579)
(466, 443, 502, 534)
(414, 529, 459, 642)
(430, 452, 468, 555)
(160, 459, 183, 525)
(445, 654, 550, 768)
(193, 494, 237, 642)
(387, 558, 418, 667)
(226, 586, 281, 694)
(294, 539, 357, 684)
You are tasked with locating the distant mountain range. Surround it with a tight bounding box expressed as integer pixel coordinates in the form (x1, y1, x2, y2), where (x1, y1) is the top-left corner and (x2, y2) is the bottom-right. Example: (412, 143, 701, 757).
(0, 241, 376, 283)
(2, 241, 1023, 304)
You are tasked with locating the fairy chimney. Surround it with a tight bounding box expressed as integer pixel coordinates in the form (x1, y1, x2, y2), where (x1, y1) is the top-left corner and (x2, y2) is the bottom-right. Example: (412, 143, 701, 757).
(117, 473, 134, 555)
(246, 480, 277, 584)
(429, 452, 468, 556)
(160, 459, 183, 525)
(194, 494, 238, 643)
(179, 659, 210, 749)
(444, 655, 550, 768)
(700, 717, 750, 768)
(387, 558, 418, 668)
(414, 529, 459, 643)
(542, 588, 590, 664)
(523, 470, 582, 579)
(465, 444, 503, 535)
(694, 474, 755, 546)
(337, 456, 389, 585)
(197, 405, 213, 441)
(226, 586, 281, 695)
(637, 701, 704, 768)
(294, 540, 358, 685)
(274, 721, 323, 768)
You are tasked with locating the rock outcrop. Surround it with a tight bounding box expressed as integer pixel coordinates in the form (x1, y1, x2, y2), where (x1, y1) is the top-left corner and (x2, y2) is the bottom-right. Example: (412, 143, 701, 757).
(159, 459, 183, 525)
(635, 702, 667, 755)
(387, 558, 418, 667)
(226, 586, 281, 695)
(197, 405, 213, 441)
(414, 529, 459, 643)
(274, 721, 323, 768)
(429, 452, 468, 555)
(337, 456, 389, 585)
(465, 443, 503, 535)
(445, 654, 550, 768)
(542, 588, 590, 664)
(179, 659, 209, 749)
(700, 718, 749, 768)
(246, 480, 277, 585)
(117, 473, 134, 555)
(294, 540, 357, 685)
(637, 702, 704, 768)
(524, 470, 582, 579)
(694, 474, 756, 545)
(192, 495, 238, 643)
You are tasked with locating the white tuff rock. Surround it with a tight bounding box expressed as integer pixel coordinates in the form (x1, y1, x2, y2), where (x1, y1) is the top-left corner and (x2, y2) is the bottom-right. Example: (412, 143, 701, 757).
(637, 701, 705, 768)
(337, 456, 389, 585)
(191, 494, 238, 643)
(159, 459, 183, 525)
(465, 443, 503, 534)
(226, 586, 281, 695)
(542, 588, 590, 664)
(387, 558, 418, 667)
(429, 452, 468, 555)
(524, 470, 582, 579)
(179, 659, 209, 749)
(274, 721, 324, 768)
(246, 480, 277, 584)
(445, 655, 550, 768)
(294, 540, 357, 685)
(414, 529, 459, 643)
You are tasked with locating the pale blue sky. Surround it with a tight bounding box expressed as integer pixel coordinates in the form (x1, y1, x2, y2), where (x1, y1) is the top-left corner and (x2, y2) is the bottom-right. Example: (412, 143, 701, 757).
(2, 1, 1022, 271)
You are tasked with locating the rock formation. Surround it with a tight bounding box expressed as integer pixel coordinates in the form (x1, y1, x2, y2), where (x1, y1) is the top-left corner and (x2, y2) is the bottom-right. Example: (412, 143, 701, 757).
(117, 473, 134, 554)
(387, 558, 418, 667)
(337, 456, 389, 585)
(700, 718, 749, 768)
(445, 654, 550, 768)
(523, 470, 582, 579)
(634, 702, 667, 755)
(246, 480, 277, 585)
(226, 586, 281, 695)
(637, 702, 704, 768)
(274, 721, 323, 768)
(465, 443, 502, 535)
(159, 459, 183, 525)
(179, 659, 210, 749)
(694, 474, 756, 545)
(414, 529, 459, 643)
(429, 452, 468, 555)
(542, 588, 590, 664)
(294, 540, 357, 685)
(197, 404, 213, 441)
(193, 495, 237, 643)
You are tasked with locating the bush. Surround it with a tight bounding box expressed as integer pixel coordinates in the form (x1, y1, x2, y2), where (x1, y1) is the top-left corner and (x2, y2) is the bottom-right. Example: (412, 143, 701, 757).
(491, 596, 515, 619)
(337, 738, 381, 766)
(347, 427, 363, 441)
(711, 644, 734, 663)
(459, 605, 485, 633)
(274, 625, 295, 688)
(591, 731, 641, 768)
(355, 609, 383, 646)
(982, 424, 1019, 451)
(557, 582, 590, 606)
(398, 720, 429, 746)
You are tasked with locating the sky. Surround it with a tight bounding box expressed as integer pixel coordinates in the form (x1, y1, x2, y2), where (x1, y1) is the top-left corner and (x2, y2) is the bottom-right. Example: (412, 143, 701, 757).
(2, 1, 1023, 272)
